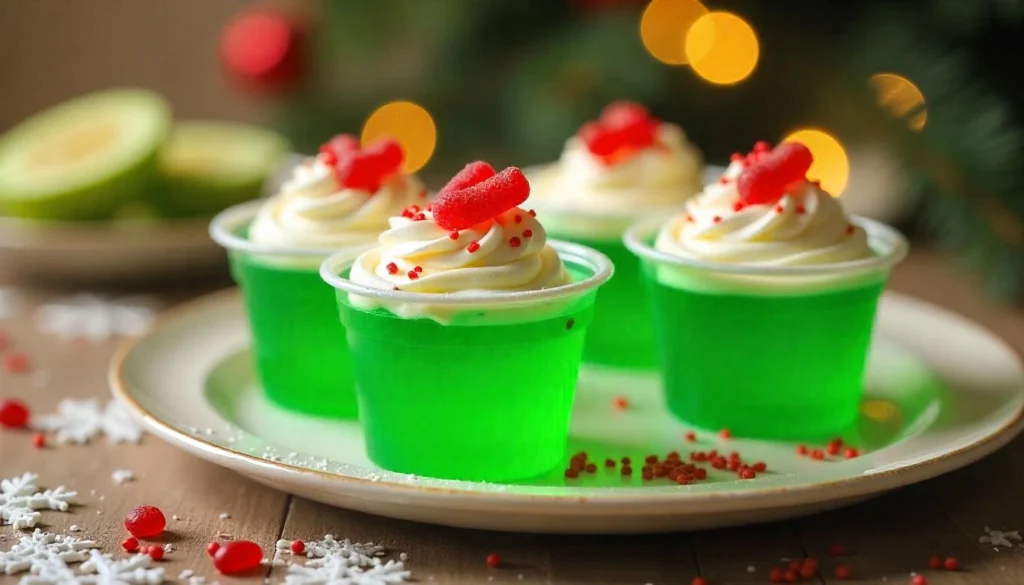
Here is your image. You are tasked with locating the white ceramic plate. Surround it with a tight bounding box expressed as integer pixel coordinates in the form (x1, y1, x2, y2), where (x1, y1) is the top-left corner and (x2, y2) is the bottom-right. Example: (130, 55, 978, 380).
(110, 288, 1024, 534)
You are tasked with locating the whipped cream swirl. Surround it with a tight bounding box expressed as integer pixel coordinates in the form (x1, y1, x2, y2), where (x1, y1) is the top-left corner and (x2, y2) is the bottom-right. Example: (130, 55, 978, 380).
(532, 124, 703, 215)
(248, 156, 426, 250)
(350, 208, 570, 300)
(655, 161, 875, 266)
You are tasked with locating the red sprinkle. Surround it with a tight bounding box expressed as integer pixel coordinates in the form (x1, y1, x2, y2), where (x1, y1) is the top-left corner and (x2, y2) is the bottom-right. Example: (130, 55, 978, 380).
(564, 468, 579, 479)
(213, 540, 264, 575)
(612, 396, 628, 410)
(684, 431, 697, 442)
(122, 537, 139, 553)
(124, 505, 166, 539)
(290, 540, 305, 555)
(644, 455, 658, 465)
(719, 429, 731, 439)
(509, 237, 521, 248)
(467, 241, 480, 254)
(621, 465, 633, 476)
(943, 557, 959, 571)
(621, 457, 631, 465)
(449, 231, 460, 240)
(585, 463, 597, 473)
(206, 542, 221, 557)
(3, 353, 30, 374)
(846, 224, 855, 235)
(604, 458, 616, 468)
(0, 399, 30, 429)
(148, 546, 164, 561)
(712, 216, 722, 224)
(413, 266, 423, 273)
(775, 204, 784, 214)
(486, 553, 501, 569)
(386, 262, 398, 274)
(718, 176, 729, 185)
(528, 209, 536, 217)
(810, 449, 825, 460)
(844, 448, 860, 459)
(522, 229, 533, 238)
(834, 565, 851, 579)
(32, 432, 45, 448)
(752, 462, 767, 472)
(407, 270, 419, 280)
(739, 469, 756, 479)
(796, 205, 806, 214)
(797, 444, 808, 456)
(732, 201, 745, 212)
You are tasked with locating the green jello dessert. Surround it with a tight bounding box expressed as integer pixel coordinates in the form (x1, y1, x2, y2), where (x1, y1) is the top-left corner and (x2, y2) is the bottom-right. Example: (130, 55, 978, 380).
(321, 162, 613, 481)
(210, 133, 428, 419)
(0, 88, 171, 220)
(152, 121, 289, 218)
(527, 101, 703, 370)
(625, 141, 908, 440)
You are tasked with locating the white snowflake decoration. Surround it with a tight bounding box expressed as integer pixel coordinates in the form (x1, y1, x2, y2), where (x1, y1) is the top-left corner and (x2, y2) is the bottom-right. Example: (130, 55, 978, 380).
(0, 529, 97, 576)
(35, 294, 159, 342)
(0, 474, 77, 529)
(75, 550, 165, 585)
(277, 536, 409, 585)
(980, 526, 1022, 548)
(32, 399, 143, 445)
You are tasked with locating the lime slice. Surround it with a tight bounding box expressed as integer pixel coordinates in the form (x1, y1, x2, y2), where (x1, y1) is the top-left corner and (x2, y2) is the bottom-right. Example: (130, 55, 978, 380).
(0, 88, 171, 220)
(151, 121, 289, 218)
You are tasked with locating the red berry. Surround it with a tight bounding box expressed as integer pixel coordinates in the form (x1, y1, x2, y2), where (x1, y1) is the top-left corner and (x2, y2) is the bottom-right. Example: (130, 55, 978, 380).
(690, 577, 708, 585)
(911, 575, 928, 585)
(148, 546, 164, 561)
(0, 399, 30, 428)
(433, 167, 530, 231)
(829, 543, 846, 556)
(122, 537, 139, 552)
(768, 567, 784, 583)
(834, 565, 851, 579)
(943, 556, 959, 571)
(124, 505, 166, 538)
(32, 432, 45, 448)
(291, 540, 305, 555)
(213, 540, 264, 575)
(486, 553, 501, 568)
(438, 161, 497, 195)
(207, 542, 221, 557)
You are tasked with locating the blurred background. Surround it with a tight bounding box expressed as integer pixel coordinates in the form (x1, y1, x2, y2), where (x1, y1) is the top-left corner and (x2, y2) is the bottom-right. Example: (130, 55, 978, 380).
(0, 0, 1021, 298)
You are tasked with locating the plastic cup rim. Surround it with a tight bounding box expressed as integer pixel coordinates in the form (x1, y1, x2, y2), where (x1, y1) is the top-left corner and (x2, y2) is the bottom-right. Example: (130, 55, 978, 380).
(623, 215, 909, 277)
(208, 199, 366, 259)
(320, 239, 615, 307)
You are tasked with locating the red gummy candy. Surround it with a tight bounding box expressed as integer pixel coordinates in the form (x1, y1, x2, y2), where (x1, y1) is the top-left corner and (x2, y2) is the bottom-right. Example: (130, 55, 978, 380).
(578, 100, 659, 161)
(333, 138, 405, 192)
(319, 133, 360, 159)
(213, 540, 264, 575)
(124, 505, 166, 538)
(0, 398, 30, 428)
(362, 137, 404, 175)
(438, 161, 497, 195)
(432, 166, 530, 231)
(736, 141, 814, 205)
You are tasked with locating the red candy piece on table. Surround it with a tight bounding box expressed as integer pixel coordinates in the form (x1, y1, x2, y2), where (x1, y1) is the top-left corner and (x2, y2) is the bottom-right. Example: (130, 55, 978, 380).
(124, 505, 166, 538)
(0, 398, 30, 428)
(438, 161, 497, 195)
(213, 540, 264, 575)
(432, 166, 530, 231)
(736, 141, 814, 206)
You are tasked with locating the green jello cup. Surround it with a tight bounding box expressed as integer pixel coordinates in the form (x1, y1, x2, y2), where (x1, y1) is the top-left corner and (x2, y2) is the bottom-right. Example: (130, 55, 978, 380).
(527, 205, 679, 370)
(210, 201, 363, 419)
(320, 241, 613, 482)
(624, 217, 909, 441)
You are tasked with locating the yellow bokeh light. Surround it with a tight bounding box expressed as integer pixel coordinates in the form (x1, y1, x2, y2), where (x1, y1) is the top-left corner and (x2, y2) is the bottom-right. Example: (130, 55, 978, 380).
(361, 101, 437, 174)
(640, 0, 708, 66)
(684, 11, 760, 85)
(781, 129, 850, 196)
(869, 73, 927, 132)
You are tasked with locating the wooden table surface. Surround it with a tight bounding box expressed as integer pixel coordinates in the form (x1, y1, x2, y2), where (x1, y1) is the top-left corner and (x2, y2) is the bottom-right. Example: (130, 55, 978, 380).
(2, 249, 1024, 585)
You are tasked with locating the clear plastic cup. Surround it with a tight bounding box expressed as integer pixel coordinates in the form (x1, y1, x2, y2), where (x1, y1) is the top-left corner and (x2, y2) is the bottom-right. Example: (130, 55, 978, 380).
(210, 201, 366, 419)
(624, 216, 909, 440)
(320, 240, 613, 482)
